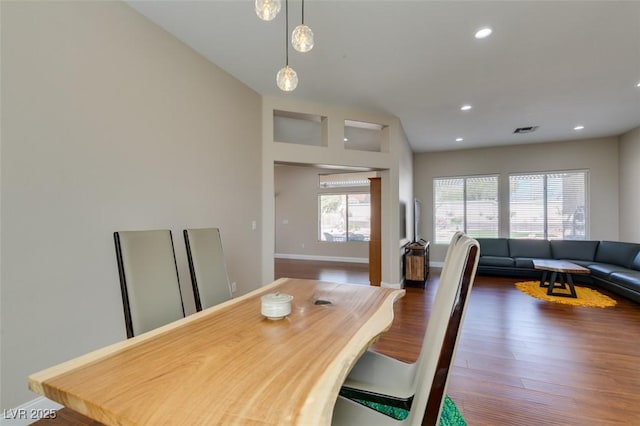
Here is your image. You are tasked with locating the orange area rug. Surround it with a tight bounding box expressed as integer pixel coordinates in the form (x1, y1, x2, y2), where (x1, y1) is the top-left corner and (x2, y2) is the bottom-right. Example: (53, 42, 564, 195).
(515, 281, 616, 308)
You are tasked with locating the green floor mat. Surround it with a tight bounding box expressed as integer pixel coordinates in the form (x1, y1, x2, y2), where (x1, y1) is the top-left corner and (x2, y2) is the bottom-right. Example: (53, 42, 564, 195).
(354, 395, 466, 425)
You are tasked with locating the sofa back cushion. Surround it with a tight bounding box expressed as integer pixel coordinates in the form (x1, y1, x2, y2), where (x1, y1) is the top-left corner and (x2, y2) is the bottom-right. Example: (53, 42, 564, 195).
(595, 241, 640, 268)
(550, 240, 599, 261)
(631, 251, 640, 271)
(508, 239, 551, 259)
(477, 238, 509, 257)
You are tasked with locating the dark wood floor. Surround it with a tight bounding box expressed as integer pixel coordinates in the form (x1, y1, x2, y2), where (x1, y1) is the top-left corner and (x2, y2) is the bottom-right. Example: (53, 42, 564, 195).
(277, 259, 640, 425)
(35, 259, 640, 425)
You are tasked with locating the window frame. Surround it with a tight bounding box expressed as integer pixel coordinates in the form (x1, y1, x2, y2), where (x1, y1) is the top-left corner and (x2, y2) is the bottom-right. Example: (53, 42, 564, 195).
(508, 169, 589, 240)
(318, 192, 371, 243)
(433, 174, 500, 244)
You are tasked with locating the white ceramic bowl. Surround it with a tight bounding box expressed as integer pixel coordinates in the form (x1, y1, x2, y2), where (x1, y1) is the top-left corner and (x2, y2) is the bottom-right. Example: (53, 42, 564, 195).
(261, 293, 293, 320)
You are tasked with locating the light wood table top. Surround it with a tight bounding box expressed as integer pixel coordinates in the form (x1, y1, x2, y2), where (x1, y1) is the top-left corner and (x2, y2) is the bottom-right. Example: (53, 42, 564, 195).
(532, 259, 590, 274)
(29, 278, 404, 426)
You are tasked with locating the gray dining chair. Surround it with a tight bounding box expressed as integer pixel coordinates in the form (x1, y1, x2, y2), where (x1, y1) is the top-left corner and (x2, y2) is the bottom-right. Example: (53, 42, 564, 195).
(183, 227, 232, 311)
(334, 234, 480, 425)
(339, 231, 466, 409)
(114, 230, 185, 338)
(442, 231, 465, 270)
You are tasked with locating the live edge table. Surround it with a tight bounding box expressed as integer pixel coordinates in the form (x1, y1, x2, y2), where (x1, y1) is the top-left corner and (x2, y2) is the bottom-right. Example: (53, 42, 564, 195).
(29, 278, 404, 426)
(532, 259, 590, 298)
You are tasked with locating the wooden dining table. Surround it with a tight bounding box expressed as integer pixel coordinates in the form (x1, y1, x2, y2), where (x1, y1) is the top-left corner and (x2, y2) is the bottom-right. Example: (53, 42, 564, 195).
(29, 278, 405, 425)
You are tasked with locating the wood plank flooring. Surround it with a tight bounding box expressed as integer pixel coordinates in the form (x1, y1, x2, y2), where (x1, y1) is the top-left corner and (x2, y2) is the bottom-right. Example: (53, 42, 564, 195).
(33, 259, 640, 425)
(277, 259, 640, 425)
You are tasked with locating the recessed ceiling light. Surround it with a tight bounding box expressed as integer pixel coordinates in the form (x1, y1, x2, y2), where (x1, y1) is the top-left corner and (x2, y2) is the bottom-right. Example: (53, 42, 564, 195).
(455, 137, 464, 142)
(475, 27, 493, 39)
(343, 137, 349, 142)
(574, 125, 585, 131)
(460, 104, 472, 111)
(636, 81, 640, 87)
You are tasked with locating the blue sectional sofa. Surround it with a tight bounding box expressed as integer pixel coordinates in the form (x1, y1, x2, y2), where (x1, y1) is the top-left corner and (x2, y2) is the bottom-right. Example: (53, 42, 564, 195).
(477, 238, 640, 304)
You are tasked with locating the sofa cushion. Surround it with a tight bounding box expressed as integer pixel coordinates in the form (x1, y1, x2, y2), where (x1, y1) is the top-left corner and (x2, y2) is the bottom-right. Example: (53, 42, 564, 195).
(514, 258, 536, 269)
(568, 259, 592, 268)
(509, 239, 551, 259)
(608, 271, 640, 292)
(479, 256, 515, 267)
(477, 238, 510, 257)
(588, 263, 632, 279)
(550, 240, 598, 261)
(595, 241, 640, 268)
(632, 251, 640, 271)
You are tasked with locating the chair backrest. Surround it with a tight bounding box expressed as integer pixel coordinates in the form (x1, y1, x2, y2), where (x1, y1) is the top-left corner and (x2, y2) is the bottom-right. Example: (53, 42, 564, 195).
(114, 230, 185, 338)
(183, 228, 232, 311)
(406, 235, 480, 426)
(442, 231, 465, 266)
(414, 231, 468, 370)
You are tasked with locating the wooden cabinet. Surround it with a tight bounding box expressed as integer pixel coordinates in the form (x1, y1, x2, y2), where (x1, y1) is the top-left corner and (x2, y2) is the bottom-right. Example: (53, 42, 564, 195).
(404, 240, 429, 288)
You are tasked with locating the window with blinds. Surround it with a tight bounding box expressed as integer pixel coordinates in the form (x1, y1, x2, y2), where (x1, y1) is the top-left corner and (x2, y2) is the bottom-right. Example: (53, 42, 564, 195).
(509, 171, 587, 240)
(433, 175, 499, 244)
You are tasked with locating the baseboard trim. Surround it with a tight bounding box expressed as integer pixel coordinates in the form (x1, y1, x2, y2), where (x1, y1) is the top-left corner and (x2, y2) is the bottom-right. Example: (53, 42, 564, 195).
(275, 253, 368, 264)
(381, 281, 403, 289)
(1, 397, 62, 426)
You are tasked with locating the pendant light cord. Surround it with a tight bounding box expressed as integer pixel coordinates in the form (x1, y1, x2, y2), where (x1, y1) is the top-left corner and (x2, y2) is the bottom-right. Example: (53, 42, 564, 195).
(285, 0, 289, 66)
(302, 0, 305, 25)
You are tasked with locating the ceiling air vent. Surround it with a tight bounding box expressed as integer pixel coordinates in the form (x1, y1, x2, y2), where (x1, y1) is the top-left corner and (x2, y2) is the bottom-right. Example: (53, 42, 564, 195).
(513, 126, 539, 134)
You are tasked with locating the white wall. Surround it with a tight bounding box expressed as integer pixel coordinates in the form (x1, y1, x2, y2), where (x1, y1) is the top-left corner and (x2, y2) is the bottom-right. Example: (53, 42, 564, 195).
(272, 131, 413, 271)
(262, 97, 410, 286)
(619, 126, 640, 242)
(414, 137, 620, 263)
(1, 1, 262, 409)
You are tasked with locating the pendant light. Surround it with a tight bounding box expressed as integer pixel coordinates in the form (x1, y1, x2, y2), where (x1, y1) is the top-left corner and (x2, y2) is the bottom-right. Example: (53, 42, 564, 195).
(255, 0, 281, 21)
(276, 0, 298, 91)
(292, 0, 314, 53)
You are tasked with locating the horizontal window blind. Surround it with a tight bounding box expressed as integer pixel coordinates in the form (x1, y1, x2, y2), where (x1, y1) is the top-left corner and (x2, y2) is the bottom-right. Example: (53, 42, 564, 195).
(434, 175, 498, 244)
(509, 171, 587, 240)
(319, 172, 376, 188)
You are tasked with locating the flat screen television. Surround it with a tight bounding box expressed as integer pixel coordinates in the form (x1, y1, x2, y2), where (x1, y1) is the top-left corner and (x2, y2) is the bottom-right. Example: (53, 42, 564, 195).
(414, 198, 422, 242)
(400, 202, 407, 240)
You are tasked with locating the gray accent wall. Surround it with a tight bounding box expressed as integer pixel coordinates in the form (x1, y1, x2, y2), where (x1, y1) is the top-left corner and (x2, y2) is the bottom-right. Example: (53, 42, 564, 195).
(1, 1, 262, 408)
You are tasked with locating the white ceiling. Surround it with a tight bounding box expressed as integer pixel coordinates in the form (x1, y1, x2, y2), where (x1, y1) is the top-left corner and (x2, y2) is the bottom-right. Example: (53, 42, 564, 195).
(127, 0, 640, 152)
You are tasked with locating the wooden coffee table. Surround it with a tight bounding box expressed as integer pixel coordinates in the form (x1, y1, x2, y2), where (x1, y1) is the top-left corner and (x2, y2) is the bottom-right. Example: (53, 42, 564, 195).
(532, 259, 590, 298)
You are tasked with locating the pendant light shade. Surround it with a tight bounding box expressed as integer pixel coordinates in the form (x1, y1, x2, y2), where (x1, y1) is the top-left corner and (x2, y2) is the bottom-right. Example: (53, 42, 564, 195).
(255, 0, 281, 21)
(292, 0, 314, 52)
(292, 24, 314, 53)
(276, 65, 298, 91)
